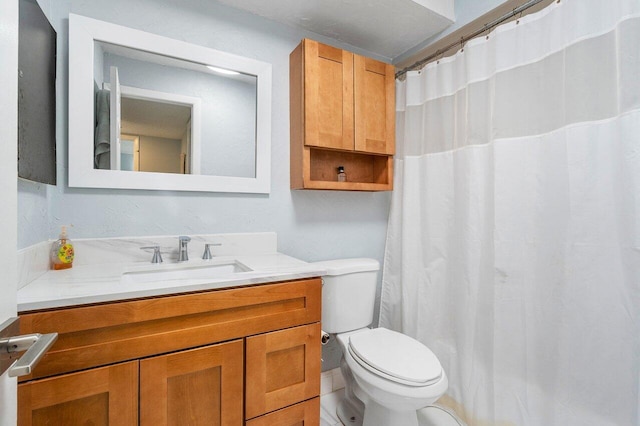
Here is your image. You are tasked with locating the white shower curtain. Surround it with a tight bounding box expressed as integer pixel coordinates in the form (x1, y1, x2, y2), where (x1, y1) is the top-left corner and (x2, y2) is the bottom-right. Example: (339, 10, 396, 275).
(380, 0, 640, 424)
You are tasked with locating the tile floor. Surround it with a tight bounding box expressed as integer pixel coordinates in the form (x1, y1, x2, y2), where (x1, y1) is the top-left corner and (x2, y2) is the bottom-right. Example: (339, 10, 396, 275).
(320, 368, 346, 426)
(320, 389, 345, 426)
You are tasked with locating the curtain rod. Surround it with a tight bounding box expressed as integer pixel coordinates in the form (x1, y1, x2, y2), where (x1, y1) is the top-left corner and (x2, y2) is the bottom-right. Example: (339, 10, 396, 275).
(395, 0, 549, 80)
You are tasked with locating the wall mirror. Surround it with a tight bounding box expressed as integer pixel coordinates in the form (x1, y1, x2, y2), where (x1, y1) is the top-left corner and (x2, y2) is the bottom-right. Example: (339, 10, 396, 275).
(69, 14, 272, 193)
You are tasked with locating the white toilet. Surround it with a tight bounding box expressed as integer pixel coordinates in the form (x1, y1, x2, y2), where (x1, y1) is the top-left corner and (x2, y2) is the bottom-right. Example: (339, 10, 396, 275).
(317, 258, 448, 426)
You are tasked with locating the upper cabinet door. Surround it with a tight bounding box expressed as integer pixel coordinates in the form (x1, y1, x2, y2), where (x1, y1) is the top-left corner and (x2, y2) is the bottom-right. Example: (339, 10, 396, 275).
(354, 55, 395, 155)
(304, 40, 354, 151)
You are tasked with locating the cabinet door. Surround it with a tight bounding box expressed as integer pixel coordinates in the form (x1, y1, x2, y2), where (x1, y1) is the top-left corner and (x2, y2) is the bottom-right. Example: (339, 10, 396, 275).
(304, 39, 354, 151)
(140, 340, 243, 426)
(18, 361, 138, 426)
(245, 397, 320, 426)
(245, 323, 321, 419)
(354, 54, 395, 155)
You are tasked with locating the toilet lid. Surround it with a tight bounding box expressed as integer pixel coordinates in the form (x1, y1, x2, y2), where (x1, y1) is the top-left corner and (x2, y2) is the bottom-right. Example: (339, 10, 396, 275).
(348, 328, 442, 386)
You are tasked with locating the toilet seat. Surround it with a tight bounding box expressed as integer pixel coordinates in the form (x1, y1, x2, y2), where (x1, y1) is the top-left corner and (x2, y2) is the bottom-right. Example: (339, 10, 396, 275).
(348, 328, 442, 387)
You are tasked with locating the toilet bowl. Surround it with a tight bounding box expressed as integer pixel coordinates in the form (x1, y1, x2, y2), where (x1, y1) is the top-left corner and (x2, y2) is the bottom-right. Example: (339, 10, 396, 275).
(316, 258, 448, 426)
(336, 328, 448, 426)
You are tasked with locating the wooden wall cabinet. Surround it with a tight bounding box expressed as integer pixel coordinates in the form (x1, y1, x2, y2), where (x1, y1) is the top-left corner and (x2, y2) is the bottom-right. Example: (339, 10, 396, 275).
(17, 279, 322, 425)
(290, 38, 395, 191)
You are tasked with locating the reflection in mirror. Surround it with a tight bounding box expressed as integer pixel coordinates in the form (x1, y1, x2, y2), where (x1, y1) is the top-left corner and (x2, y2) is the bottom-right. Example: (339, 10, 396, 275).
(120, 134, 139, 171)
(69, 14, 272, 193)
(93, 42, 257, 178)
(120, 99, 190, 174)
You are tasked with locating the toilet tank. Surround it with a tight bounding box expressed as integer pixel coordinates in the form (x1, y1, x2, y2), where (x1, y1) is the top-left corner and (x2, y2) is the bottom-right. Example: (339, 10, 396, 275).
(313, 258, 380, 334)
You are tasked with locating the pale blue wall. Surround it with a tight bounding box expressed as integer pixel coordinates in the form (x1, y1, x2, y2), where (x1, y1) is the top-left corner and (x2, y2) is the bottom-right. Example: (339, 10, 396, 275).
(19, 0, 393, 370)
(18, 0, 514, 248)
(19, 0, 392, 255)
(18, 0, 508, 370)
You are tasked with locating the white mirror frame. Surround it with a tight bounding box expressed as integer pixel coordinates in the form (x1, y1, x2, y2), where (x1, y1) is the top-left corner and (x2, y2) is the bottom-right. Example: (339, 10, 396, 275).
(68, 14, 272, 193)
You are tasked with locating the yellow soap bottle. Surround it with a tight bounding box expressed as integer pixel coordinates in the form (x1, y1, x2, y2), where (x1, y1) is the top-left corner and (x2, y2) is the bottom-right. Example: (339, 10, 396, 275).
(50, 226, 75, 270)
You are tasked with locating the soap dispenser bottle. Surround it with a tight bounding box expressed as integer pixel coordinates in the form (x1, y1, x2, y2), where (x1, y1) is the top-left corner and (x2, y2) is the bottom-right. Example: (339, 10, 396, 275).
(50, 226, 75, 270)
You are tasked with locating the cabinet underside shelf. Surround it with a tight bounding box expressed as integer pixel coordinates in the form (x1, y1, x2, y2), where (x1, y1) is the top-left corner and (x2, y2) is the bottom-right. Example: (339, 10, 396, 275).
(302, 148, 393, 191)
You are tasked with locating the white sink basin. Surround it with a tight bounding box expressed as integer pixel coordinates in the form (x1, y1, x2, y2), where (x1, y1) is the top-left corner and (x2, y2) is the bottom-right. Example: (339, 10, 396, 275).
(121, 260, 252, 286)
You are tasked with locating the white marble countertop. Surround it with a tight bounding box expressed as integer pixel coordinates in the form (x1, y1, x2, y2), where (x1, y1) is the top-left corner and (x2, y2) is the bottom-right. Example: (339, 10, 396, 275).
(18, 253, 326, 312)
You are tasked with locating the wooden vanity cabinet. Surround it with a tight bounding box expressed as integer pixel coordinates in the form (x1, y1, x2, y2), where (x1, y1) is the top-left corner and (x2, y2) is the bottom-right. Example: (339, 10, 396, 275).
(290, 38, 395, 191)
(17, 279, 322, 426)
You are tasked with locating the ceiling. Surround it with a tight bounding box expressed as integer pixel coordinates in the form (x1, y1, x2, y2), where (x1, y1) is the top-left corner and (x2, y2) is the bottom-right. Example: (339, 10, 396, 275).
(214, 0, 455, 61)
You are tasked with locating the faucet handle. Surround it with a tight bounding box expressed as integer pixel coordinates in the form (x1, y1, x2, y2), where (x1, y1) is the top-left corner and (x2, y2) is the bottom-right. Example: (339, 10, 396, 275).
(202, 243, 222, 260)
(140, 246, 163, 264)
(179, 235, 191, 244)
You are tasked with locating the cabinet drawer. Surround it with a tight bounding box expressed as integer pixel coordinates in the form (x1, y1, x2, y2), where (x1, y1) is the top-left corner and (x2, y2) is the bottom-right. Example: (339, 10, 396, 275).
(18, 361, 138, 426)
(19, 278, 321, 381)
(245, 323, 321, 419)
(245, 397, 320, 426)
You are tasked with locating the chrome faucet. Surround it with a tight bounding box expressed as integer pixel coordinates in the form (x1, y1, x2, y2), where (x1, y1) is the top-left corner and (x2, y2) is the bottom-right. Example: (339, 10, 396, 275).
(178, 236, 191, 262)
